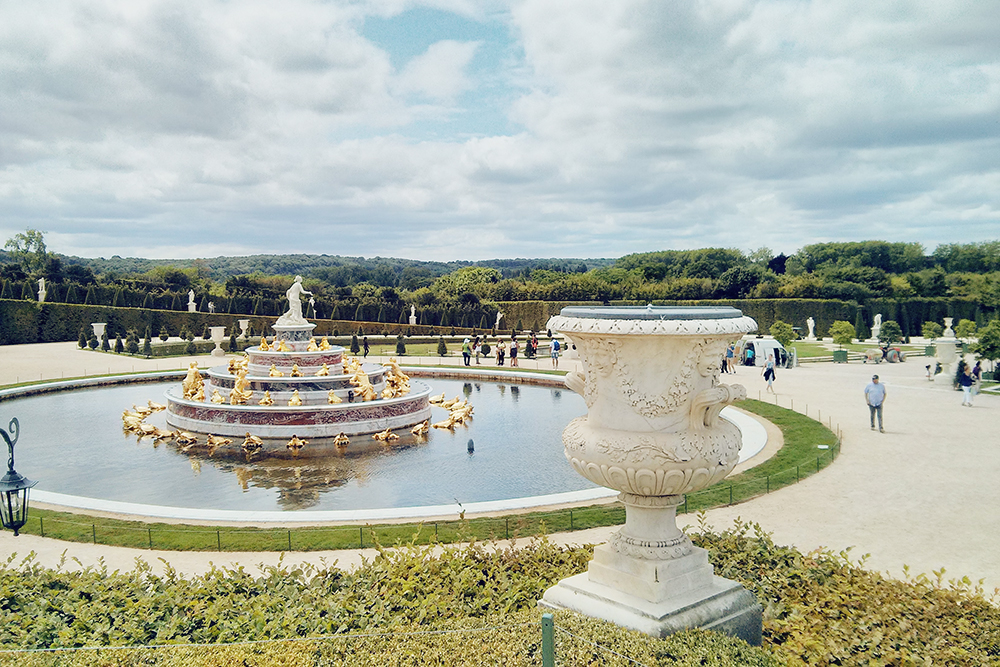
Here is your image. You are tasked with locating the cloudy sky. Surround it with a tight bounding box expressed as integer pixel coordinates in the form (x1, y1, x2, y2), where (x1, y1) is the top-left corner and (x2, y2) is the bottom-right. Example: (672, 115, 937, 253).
(1, 0, 998, 262)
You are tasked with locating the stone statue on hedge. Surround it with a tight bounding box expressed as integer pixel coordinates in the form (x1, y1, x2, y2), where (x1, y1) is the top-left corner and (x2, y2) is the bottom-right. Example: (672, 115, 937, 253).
(36, 278, 46, 303)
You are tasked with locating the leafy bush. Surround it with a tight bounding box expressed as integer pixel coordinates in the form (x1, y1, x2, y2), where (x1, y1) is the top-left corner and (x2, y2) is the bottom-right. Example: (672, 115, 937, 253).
(768, 320, 794, 347)
(828, 320, 855, 347)
(158, 325, 169, 342)
(877, 319, 902, 344)
(922, 320, 943, 340)
(77, 328, 87, 349)
(437, 336, 448, 356)
(395, 333, 406, 355)
(350, 334, 360, 354)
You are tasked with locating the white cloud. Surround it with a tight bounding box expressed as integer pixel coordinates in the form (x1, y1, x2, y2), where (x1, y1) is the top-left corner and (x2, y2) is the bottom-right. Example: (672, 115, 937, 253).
(0, 0, 997, 261)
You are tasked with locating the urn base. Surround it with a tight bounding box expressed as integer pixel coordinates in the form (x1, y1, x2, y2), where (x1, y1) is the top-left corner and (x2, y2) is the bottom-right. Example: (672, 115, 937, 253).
(541, 544, 761, 644)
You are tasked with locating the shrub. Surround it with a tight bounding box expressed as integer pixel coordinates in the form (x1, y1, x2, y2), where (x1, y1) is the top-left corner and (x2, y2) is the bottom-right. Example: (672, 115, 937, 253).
(100, 330, 110, 352)
(768, 320, 795, 347)
(125, 330, 139, 354)
(878, 320, 903, 344)
(395, 334, 406, 355)
(185, 339, 197, 355)
(159, 325, 169, 342)
(922, 320, 943, 339)
(350, 334, 360, 355)
(828, 320, 856, 348)
(142, 329, 153, 357)
(229, 330, 238, 353)
(202, 324, 210, 340)
(77, 328, 88, 349)
(481, 342, 491, 356)
(437, 337, 448, 356)
(955, 318, 977, 342)
(113, 334, 124, 354)
(87, 335, 98, 350)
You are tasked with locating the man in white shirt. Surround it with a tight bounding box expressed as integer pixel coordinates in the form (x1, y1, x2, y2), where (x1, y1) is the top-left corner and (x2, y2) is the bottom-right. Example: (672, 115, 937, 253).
(865, 374, 886, 433)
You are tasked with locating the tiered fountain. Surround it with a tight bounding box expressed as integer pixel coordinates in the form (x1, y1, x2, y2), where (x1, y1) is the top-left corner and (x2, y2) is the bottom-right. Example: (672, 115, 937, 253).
(165, 277, 431, 445)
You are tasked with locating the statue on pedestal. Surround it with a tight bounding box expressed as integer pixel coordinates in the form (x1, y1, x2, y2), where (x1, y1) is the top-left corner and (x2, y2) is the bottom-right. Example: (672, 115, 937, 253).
(871, 313, 882, 341)
(495, 310, 504, 329)
(275, 276, 312, 326)
(806, 317, 815, 340)
(187, 290, 197, 313)
(409, 304, 417, 326)
(36, 278, 46, 303)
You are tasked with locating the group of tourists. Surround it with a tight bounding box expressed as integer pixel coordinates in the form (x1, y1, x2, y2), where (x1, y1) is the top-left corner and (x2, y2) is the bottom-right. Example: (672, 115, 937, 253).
(461, 333, 545, 368)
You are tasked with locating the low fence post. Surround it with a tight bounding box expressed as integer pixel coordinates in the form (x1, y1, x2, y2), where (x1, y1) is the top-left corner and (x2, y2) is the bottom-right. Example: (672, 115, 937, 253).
(569, 509, 574, 530)
(217, 530, 221, 551)
(92, 524, 97, 544)
(39, 516, 44, 538)
(541, 613, 555, 667)
(149, 528, 153, 550)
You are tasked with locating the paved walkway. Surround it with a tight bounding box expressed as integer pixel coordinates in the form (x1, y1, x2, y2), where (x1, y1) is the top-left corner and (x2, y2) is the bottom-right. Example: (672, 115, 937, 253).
(1, 343, 997, 594)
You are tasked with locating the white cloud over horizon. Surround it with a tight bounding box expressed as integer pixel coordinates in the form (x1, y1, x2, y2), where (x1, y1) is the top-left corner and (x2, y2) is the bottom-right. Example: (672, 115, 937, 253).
(0, 0, 997, 262)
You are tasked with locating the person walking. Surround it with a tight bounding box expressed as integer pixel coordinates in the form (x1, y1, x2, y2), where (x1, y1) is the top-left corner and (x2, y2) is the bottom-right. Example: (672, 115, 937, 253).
(473, 336, 481, 365)
(496, 339, 506, 366)
(960, 366, 974, 407)
(461, 338, 471, 367)
(972, 361, 982, 397)
(550, 338, 560, 368)
(762, 354, 776, 392)
(510, 337, 519, 367)
(362, 337, 370, 358)
(725, 344, 735, 374)
(865, 374, 886, 432)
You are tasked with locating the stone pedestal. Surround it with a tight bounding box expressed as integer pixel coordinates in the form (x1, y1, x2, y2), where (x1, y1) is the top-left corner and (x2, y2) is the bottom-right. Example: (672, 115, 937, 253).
(934, 318, 958, 385)
(273, 323, 317, 352)
(91, 323, 106, 340)
(238, 319, 250, 338)
(541, 306, 761, 644)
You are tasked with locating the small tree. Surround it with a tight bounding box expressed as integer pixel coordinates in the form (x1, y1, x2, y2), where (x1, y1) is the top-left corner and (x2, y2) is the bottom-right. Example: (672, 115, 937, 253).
(78, 328, 88, 349)
(88, 335, 99, 350)
(185, 339, 197, 355)
(395, 334, 406, 356)
(973, 320, 1000, 371)
(142, 328, 153, 357)
(159, 325, 170, 342)
(114, 335, 124, 354)
(101, 330, 110, 352)
(854, 311, 869, 341)
(829, 321, 856, 349)
(202, 324, 211, 340)
(350, 334, 360, 355)
(955, 319, 977, 343)
(437, 337, 448, 357)
(481, 340, 491, 356)
(769, 320, 795, 348)
(922, 321, 943, 340)
(229, 330, 238, 353)
(125, 329, 139, 354)
(878, 320, 903, 345)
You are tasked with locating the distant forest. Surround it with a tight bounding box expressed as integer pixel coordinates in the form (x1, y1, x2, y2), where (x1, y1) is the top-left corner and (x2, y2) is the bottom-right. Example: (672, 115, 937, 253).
(2, 235, 1000, 316)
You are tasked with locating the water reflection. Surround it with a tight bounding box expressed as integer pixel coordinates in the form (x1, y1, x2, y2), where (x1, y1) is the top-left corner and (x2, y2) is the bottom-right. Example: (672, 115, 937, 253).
(12, 377, 589, 511)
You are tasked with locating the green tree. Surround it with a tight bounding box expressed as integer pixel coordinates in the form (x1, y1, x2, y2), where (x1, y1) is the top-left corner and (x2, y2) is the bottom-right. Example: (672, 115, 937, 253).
(395, 334, 406, 356)
(229, 330, 238, 354)
(114, 334, 124, 354)
(3, 228, 48, 276)
(922, 321, 943, 340)
(769, 320, 795, 347)
(125, 330, 139, 354)
(143, 327, 153, 356)
(88, 335, 99, 350)
(101, 330, 110, 352)
(185, 339, 197, 355)
(437, 337, 448, 357)
(159, 326, 170, 341)
(854, 310, 869, 341)
(829, 321, 856, 348)
(973, 319, 1000, 369)
(878, 320, 903, 344)
(78, 328, 88, 349)
(955, 319, 977, 343)
(350, 334, 360, 355)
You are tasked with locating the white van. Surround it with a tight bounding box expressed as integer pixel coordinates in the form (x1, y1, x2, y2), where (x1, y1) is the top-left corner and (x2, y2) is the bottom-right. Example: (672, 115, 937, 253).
(739, 336, 790, 368)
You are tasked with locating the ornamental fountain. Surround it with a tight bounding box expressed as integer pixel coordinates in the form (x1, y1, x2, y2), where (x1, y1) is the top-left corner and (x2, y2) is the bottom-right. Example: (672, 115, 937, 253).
(541, 305, 762, 643)
(165, 276, 431, 446)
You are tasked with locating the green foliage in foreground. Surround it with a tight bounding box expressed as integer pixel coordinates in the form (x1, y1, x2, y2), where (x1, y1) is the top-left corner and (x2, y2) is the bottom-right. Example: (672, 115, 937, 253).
(3, 523, 1000, 665)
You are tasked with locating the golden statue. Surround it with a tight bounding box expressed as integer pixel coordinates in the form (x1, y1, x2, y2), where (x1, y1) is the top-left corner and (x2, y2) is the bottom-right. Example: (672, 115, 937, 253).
(290, 364, 303, 377)
(286, 435, 308, 457)
(230, 368, 254, 405)
(192, 385, 205, 402)
(210, 389, 225, 403)
(241, 432, 264, 460)
(147, 400, 166, 412)
(307, 338, 319, 351)
(258, 391, 274, 406)
(319, 336, 331, 350)
(274, 339, 291, 352)
(315, 363, 330, 376)
(259, 337, 271, 351)
(182, 363, 204, 399)
(269, 364, 284, 377)
(206, 434, 232, 456)
(288, 390, 303, 406)
(174, 431, 198, 450)
(228, 358, 240, 375)
(372, 428, 398, 442)
(410, 420, 429, 437)
(428, 392, 446, 405)
(333, 432, 350, 448)
(327, 390, 342, 404)
(432, 416, 457, 430)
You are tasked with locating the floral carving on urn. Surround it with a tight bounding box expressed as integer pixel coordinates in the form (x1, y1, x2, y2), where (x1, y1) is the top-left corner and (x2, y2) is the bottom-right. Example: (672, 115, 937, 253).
(552, 307, 756, 500)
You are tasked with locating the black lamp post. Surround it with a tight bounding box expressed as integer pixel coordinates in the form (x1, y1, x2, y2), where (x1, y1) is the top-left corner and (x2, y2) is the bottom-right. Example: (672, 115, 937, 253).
(0, 417, 37, 536)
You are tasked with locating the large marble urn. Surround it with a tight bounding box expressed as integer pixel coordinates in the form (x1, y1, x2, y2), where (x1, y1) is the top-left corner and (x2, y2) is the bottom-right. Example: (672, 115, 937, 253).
(541, 305, 762, 643)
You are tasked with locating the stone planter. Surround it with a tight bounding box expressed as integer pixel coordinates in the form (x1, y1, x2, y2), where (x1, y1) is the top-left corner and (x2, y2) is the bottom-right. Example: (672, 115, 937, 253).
(541, 305, 762, 643)
(833, 349, 849, 363)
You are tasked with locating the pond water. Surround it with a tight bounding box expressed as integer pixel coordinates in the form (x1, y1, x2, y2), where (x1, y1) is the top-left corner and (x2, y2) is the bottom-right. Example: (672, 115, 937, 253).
(10, 378, 592, 512)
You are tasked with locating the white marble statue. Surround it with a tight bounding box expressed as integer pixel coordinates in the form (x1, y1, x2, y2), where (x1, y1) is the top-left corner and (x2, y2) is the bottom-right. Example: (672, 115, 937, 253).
(187, 289, 197, 313)
(36, 278, 46, 303)
(276, 275, 313, 326)
(495, 310, 504, 329)
(806, 316, 815, 340)
(871, 313, 882, 340)
(208, 302, 215, 314)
